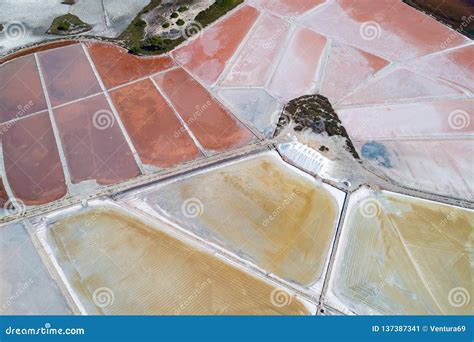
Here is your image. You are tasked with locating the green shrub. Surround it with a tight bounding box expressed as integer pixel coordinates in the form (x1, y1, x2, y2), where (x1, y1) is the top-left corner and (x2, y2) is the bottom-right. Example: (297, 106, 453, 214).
(170, 12, 179, 19)
(176, 19, 185, 26)
(58, 21, 70, 31)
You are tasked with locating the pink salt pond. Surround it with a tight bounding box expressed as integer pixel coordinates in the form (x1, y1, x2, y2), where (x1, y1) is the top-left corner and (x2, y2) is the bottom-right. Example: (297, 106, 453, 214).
(320, 41, 389, 104)
(153, 68, 255, 152)
(338, 98, 474, 140)
(86, 42, 176, 89)
(37, 44, 101, 107)
(339, 67, 463, 107)
(268, 27, 327, 100)
(300, 0, 469, 61)
(248, 0, 325, 17)
(2, 112, 66, 205)
(110, 79, 202, 168)
(172, 5, 260, 86)
(221, 13, 289, 87)
(0, 55, 47, 123)
(53, 94, 141, 184)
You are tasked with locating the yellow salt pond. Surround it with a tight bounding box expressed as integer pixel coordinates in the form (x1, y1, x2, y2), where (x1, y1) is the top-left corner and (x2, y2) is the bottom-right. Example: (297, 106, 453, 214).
(330, 190, 473, 315)
(144, 153, 343, 286)
(47, 208, 310, 315)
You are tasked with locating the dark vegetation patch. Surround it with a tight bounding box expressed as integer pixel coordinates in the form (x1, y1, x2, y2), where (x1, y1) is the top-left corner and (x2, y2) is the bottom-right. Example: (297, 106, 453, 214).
(118, 0, 162, 42)
(47, 14, 91, 35)
(4, 1, 244, 59)
(196, 0, 243, 27)
(0, 24, 3, 32)
(404, 0, 474, 39)
(123, 0, 243, 56)
(132, 35, 185, 55)
(274, 95, 360, 159)
(61, 0, 76, 5)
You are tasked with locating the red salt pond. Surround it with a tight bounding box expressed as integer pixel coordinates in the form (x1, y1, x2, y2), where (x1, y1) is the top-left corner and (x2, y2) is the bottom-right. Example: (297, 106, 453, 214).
(172, 5, 259, 86)
(320, 42, 389, 103)
(0, 55, 47, 123)
(2, 112, 66, 205)
(338, 98, 474, 140)
(221, 13, 289, 87)
(86, 42, 176, 89)
(37, 44, 101, 107)
(110, 79, 202, 168)
(340, 67, 463, 106)
(268, 27, 327, 100)
(300, 0, 469, 61)
(248, 0, 325, 16)
(53, 94, 141, 184)
(408, 45, 474, 93)
(153, 68, 255, 152)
